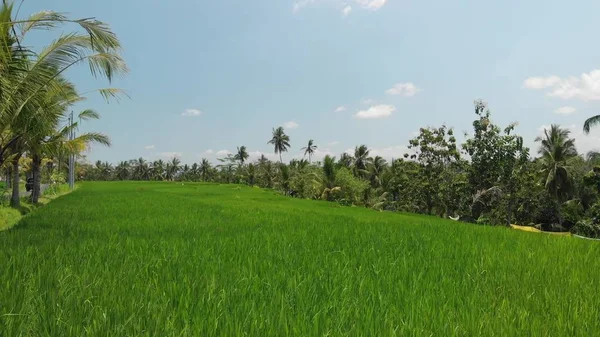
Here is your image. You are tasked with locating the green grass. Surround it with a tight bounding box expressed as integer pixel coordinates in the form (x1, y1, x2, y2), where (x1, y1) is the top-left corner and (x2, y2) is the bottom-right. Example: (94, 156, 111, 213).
(1, 182, 599, 336)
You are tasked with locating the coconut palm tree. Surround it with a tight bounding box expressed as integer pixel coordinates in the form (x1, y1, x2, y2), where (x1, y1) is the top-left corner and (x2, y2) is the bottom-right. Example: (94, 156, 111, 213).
(322, 155, 336, 188)
(200, 158, 211, 181)
(115, 161, 130, 180)
(0, 3, 128, 169)
(166, 157, 180, 181)
(353, 145, 371, 178)
(267, 126, 290, 163)
(368, 156, 387, 188)
(151, 159, 165, 180)
(235, 146, 249, 165)
(301, 139, 318, 163)
(536, 125, 578, 221)
(338, 153, 353, 169)
(584, 115, 600, 134)
(133, 158, 150, 180)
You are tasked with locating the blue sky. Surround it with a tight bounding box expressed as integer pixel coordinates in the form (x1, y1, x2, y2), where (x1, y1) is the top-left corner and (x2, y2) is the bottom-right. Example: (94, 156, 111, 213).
(20, 0, 600, 163)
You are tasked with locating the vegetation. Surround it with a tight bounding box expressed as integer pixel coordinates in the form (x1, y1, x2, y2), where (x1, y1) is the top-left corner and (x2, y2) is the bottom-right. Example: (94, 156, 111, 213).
(77, 102, 600, 238)
(0, 1, 127, 208)
(0, 182, 598, 335)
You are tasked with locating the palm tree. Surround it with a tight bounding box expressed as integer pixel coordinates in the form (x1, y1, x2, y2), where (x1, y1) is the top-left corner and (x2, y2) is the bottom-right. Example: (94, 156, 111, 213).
(301, 139, 318, 163)
(133, 158, 150, 180)
(368, 156, 387, 188)
(151, 159, 165, 180)
(115, 161, 130, 180)
(584, 115, 600, 134)
(235, 146, 249, 165)
(536, 125, 578, 222)
(200, 158, 211, 181)
(267, 126, 291, 163)
(353, 145, 371, 178)
(0, 3, 128, 169)
(322, 155, 336, 188)
(338, 153, 353, 169)
(166, 157, 180, 181)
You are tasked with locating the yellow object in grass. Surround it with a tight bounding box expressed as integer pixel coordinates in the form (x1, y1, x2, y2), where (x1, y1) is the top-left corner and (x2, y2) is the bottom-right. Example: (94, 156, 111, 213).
(510, 224, 571, 236)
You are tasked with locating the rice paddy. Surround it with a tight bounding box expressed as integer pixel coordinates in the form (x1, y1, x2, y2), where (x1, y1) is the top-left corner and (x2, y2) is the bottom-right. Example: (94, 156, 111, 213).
(1, 182, 599, 336)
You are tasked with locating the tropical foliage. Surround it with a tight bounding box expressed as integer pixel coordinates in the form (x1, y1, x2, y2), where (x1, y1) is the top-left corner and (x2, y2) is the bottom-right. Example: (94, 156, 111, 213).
(0, 1, 127, 207)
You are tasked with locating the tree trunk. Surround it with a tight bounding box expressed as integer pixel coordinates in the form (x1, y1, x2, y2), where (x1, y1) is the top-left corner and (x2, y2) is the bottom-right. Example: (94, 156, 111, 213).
(10, 156, 20, 208)
(30, 153, 42, 204)
(279, 153, 282, 164)
(5, 166, 11, 189)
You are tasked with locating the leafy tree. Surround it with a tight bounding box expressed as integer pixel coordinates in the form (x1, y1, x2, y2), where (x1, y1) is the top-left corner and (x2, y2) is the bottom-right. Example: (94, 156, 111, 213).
(267, 127, 290, 163)
(462, 101, 530, 224)
(408, 125, 461, 216)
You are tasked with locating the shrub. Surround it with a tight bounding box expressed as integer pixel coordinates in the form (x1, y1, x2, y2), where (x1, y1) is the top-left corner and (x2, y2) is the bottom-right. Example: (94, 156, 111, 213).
(572, 220, 600, 239)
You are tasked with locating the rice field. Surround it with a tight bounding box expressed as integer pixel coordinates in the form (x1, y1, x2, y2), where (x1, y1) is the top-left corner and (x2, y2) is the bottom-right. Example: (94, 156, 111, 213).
(1, 182, 599, 336)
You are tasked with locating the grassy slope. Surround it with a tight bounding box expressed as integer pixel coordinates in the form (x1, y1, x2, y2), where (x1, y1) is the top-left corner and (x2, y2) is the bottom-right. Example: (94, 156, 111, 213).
(1, 181, 599, 336)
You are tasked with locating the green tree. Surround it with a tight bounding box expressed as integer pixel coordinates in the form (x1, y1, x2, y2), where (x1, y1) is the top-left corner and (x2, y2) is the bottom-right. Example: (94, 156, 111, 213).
(235, 146, 249, 165)
(536, 124, 578, 223)
(267, 127, 290, 163)
(352, 145, 371, 178)
(301, 139, 317, 163)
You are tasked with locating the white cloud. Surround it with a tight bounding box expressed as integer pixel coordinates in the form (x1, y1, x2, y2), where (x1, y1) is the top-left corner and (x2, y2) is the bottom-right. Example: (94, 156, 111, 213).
(294, 0, 385, 13)
(144, 145, 155, 150)
(248, 150, 279, 161)
(293, 0, 315, 12)
(311, 148, 334, 161)
(361, 98, 374, 105)
(354, 104, 395, 119)
(203, 149, 214, 155)
(159, 152, 182, 158)
(386, 82, 422, 96)
(181, 108, 202, 117)
(555, 106, 576, 115)
(523, 76, 561, 89)
(327, 141, 340, 146)
(342, 5, 352, 16)
(216, 149, 232, 156)
(355, 0, 387, 10)
(284, 121, 299, 129)
(371, 145, 412, 160)
(538, 124, 552, 133)
(334, 105, 346, 112)
(524, 70, 600, 101)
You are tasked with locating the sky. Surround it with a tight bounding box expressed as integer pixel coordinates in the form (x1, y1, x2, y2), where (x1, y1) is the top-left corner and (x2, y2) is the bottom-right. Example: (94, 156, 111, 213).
(19, 0, 600, 164)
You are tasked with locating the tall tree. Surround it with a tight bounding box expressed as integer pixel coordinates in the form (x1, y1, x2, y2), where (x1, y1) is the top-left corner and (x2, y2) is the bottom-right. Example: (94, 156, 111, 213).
(536, 124, 578, 220)
(352, 145, 371, 178)
(301, 139, 317, 163)
(200, 158, 211, 181)
(267, 126, 290, 163)
(235, 146, 249, 165)
(0, 3, 128, 168)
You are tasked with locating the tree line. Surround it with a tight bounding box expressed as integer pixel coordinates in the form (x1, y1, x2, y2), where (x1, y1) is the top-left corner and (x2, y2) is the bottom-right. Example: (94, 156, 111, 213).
(76, 102, 600, 238)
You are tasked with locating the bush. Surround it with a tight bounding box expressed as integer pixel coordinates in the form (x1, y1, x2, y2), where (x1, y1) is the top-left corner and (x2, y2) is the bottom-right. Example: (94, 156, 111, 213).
(572, 220, 600, 239)
(333, 168, 368, 205)
(561, 200, 584, 229)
